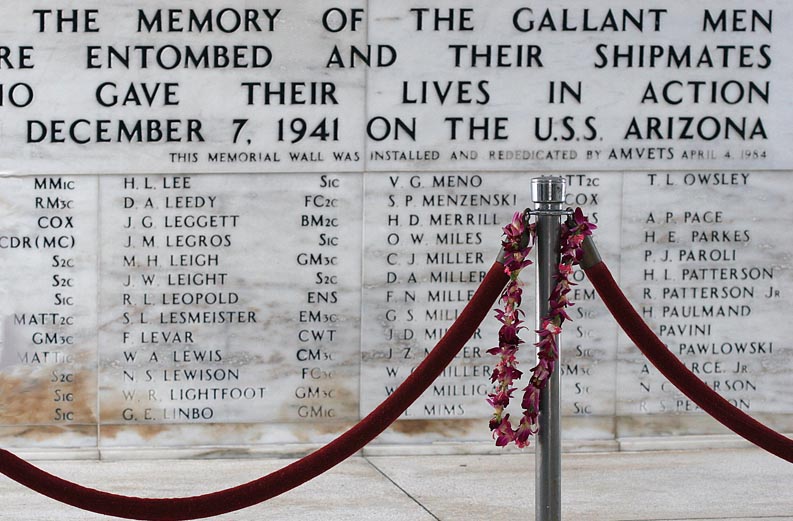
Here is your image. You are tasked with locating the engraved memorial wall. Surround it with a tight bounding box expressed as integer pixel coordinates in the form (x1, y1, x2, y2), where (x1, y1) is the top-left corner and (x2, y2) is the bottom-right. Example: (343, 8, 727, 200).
(0, 1, 790, 455)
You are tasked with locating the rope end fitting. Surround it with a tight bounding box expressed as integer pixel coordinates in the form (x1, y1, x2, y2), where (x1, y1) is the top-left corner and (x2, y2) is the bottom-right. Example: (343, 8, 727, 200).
(579, 235, 602, 270)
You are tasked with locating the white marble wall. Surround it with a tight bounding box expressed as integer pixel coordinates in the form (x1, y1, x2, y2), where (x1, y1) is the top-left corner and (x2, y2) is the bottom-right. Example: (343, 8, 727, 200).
(0, 1, 791, 455)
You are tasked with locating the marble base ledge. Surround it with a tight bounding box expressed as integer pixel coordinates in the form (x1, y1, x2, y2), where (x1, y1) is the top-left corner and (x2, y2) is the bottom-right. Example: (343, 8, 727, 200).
(98, 443, 333, 461)
(617, 434, 765, 453)
(363, 438, 620, 457)
(8, 448, 101, 462)
(7, 436, 791, 461)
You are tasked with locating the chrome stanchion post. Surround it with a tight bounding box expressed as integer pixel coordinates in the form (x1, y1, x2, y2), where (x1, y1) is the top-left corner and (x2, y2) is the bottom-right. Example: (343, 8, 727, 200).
(532, 176, 565, 521)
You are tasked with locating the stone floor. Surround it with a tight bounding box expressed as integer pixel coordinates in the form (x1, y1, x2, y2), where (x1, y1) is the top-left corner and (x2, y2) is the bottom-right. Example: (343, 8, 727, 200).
(1, 448, 791, 520)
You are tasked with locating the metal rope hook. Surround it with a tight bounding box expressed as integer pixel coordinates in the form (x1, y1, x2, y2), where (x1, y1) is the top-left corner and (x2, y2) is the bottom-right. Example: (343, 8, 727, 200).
(532, 175, 565, 521)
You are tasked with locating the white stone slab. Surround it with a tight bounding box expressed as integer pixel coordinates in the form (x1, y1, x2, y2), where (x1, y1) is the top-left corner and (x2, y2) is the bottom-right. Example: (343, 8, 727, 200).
(0, 1, 367, 174)
(96, 173, 362, 446)
(360, 172, 623, 444)
(616, 171, 793, 436)
(0, 0, 792, 454)
(366, 0, 793, 171)
(360, 172, 516, 428)
(0, 1, 790, 174)
(0, 176, 98, 447)
(555, 174, 621, 438)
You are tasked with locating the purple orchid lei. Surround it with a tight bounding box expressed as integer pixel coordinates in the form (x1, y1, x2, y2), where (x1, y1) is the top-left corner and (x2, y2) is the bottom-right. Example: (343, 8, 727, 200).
(488, 208, 596, 448)
(487, 211, 535, 447)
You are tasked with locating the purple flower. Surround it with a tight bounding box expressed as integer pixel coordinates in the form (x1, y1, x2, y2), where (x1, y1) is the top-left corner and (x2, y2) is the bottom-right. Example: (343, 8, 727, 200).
(572, 207, 596, 230)
(487, 389, 515, 409)
(521, 386, 541, 414)
(492, 415, 516, 446)
(558, 263, 574, 277)
(514, 417, 537, 447)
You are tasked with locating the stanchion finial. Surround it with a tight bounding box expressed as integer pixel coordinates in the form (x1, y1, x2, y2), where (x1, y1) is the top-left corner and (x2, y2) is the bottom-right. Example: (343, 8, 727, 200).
(531, 176, 566, 207)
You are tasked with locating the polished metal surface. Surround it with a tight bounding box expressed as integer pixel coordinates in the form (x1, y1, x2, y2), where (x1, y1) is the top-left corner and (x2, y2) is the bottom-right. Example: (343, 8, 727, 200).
(532, 176, 565, 521)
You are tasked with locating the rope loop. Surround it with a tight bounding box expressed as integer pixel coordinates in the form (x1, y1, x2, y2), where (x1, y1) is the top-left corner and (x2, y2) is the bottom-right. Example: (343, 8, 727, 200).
(0, 264, 510, 520)
(582, 236, 793, 464)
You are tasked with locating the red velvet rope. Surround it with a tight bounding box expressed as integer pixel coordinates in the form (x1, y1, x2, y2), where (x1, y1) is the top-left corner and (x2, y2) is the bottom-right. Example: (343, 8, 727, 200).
(0, 262, 509, 520)
(584, 261, 793, 464)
